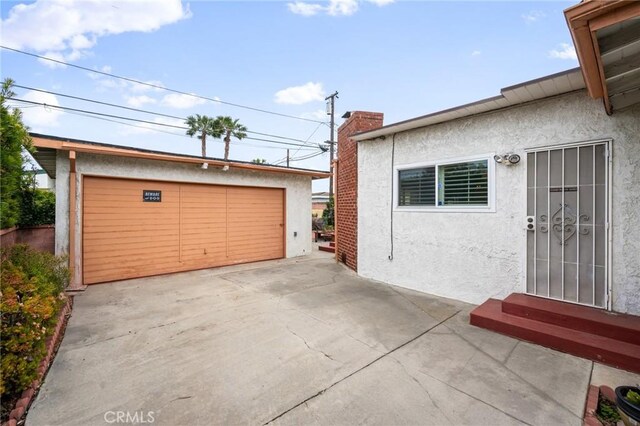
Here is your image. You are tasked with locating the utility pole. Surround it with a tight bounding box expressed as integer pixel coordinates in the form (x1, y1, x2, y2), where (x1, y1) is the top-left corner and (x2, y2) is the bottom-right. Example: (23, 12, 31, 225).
(325, 91, 338, 199)
(286, 149, 290, 167)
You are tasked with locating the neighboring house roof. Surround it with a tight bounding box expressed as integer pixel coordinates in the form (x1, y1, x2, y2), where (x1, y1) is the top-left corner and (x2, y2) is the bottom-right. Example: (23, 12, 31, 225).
(351, 68, 586, 142)
(30, 133, 331, 180)
(312, 191, 330, 202)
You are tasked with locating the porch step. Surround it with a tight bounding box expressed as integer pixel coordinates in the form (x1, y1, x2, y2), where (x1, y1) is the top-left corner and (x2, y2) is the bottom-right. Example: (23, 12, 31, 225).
(470, 296, 640, 374)
(329, 241, 335, 248)
(502, 293, 640, 345)
(318, 245, 335, 253)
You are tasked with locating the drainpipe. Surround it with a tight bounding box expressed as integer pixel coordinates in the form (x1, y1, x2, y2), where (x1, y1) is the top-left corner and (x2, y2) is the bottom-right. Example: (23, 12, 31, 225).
(333, 158, 339, 263)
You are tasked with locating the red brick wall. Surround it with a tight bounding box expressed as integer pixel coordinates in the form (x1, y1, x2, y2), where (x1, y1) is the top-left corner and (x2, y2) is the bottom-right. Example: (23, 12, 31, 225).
(336, 111, 383, 271)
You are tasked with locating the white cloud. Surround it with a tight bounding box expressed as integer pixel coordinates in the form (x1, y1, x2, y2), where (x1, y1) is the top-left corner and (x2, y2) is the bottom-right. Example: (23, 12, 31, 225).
(522, 10, 545, 23)
(1, 0, 190, 64)
(288, 0, 392, 17)
(366, 0, 395, 5)
(288, 2, 324, 16)
(471, 50, 481, 57)
(275, 82, 325, 105)
(130, 80, 166, 93)
(19, 90, 64, 128)
(549, 43, 578, 60)
(37, 51, 67, 69)
(160, 93, 208, 109)
(126, 95, 157, 108)
(328, 0, 359, 16)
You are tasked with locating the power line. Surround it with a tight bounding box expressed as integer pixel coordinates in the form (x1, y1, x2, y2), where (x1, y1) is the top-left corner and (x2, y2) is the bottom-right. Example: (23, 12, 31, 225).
(10, 98, 321, 149)
(13, 84, 322, 146)
(2, 45, 326, 124)
(60, 109, 315, 151)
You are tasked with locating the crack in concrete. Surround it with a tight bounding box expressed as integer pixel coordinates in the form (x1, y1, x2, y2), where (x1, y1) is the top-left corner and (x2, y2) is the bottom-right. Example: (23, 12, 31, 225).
(503, 341, 520, 364)
(263, 310, 461, 425)
(392, 357, 455, 425)
(168, 395, 192, 403)
(285, 324, 337, 362)
(280, 303, 383, 354)
(438, 322, 582, 421)
(405, 366, 532, 426)
(388, 286, 440, 321)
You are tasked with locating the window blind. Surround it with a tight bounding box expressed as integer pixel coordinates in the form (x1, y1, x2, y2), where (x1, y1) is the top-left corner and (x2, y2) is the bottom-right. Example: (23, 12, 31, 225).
(439, 160, 488, 205)
(398, 167, 435, 206)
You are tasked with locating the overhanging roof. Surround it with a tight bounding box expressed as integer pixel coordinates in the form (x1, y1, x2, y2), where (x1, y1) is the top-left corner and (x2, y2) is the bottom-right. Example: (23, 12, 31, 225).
(565, 0, 640, 112)
(30, 133, 330, 180)
(352, 68, 585, 141)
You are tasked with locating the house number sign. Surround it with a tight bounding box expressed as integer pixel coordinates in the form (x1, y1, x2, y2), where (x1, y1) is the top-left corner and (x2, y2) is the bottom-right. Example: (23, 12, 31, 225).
(143, 190, 162, 202)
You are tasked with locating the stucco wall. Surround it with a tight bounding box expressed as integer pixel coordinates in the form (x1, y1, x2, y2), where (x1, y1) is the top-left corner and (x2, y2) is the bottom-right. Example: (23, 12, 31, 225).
(55, 152, 313, 283)
(358, 90, 640, 315)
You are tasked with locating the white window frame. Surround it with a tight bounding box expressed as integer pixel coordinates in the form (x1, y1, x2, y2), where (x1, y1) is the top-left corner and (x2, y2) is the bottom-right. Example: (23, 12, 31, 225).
(394, 153, 496, 213)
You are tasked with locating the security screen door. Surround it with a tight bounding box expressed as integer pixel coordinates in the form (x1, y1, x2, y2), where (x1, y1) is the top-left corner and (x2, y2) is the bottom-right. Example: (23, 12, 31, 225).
(526, 141, 609, 308)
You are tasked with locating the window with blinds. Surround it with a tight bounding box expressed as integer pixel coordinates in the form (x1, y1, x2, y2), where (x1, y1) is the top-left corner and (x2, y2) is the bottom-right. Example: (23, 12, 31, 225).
(438, 160, 488, 205)
(399, 167, 435, 206)
(396, 158, 490, 209)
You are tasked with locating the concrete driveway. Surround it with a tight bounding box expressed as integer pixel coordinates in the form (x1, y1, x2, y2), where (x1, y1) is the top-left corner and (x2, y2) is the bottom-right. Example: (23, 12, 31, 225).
(28, 250, 594, 425)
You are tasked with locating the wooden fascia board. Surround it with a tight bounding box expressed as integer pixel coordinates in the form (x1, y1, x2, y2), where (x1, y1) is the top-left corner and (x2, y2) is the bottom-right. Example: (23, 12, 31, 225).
(31, 136, 330, 179)
(564, 1, 640, 101)
(590, 2, 640, 32)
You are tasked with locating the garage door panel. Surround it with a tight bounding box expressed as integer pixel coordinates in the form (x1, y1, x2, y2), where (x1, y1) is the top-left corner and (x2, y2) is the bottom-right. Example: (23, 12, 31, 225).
(83, 177, 285, 284)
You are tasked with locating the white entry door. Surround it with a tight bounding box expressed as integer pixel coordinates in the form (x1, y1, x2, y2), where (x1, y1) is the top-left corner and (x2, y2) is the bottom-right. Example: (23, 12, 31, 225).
(525, 141, 609, 308)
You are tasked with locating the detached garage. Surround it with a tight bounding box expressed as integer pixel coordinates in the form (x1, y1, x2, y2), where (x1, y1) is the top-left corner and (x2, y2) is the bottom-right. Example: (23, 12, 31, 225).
(31, 134, 329, 289)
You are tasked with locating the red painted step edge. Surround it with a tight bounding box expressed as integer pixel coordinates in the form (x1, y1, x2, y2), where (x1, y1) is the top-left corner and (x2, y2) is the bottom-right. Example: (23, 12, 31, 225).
(318, 245, 335, 253)
(470, 299, 640, 374)
(502, 293, 640, 345)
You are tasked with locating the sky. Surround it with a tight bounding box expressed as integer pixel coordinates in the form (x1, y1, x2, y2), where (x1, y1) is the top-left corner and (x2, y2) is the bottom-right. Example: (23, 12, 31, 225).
(0, 0, 579, 192)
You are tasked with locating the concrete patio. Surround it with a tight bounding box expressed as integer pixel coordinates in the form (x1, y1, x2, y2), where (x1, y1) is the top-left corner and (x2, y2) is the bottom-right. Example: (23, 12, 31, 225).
(27, 249, 636, 425)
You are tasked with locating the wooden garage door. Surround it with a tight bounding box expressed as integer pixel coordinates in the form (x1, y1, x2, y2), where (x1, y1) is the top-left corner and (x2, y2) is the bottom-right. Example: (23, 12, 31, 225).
(83, 177, 285, 284)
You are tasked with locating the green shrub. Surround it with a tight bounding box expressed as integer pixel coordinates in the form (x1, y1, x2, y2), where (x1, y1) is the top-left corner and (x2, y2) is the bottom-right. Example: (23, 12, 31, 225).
(322, 196, 334, 227)
(0, 245, 69, 414)
(18, 174, 56, 227)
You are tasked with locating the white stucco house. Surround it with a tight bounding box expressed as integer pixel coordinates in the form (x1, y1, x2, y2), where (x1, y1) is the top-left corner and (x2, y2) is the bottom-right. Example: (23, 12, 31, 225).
(348, 67, 639, 316)
(333, 0, 640, 320)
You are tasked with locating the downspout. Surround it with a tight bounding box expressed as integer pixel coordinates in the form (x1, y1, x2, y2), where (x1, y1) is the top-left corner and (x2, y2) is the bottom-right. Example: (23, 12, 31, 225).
(388, 134, 396, 261)
(333, 158, 339, 263)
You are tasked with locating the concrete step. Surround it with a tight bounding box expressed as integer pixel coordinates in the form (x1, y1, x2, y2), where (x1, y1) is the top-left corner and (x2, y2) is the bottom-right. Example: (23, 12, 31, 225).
(470, 298, 640, 374)
(318, 245, 335, 253)
(502, 293, 640, 346)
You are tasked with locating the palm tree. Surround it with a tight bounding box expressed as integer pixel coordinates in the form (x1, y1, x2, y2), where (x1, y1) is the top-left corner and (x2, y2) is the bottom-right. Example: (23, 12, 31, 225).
(185, 114, 221, 158)
(216, 116, 248, 161)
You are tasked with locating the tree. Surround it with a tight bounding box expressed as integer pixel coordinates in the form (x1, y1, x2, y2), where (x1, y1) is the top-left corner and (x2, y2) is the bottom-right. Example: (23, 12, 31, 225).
(1, 78, 33, 229)
(322, 196, 334, 227)
(251, 158, 266, 164)
(216, 116, 248, 161)
(185, 114, 221, 158)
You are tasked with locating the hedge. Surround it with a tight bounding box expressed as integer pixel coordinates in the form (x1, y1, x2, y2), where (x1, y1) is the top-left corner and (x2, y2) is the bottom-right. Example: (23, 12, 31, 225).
(0, 245, 69, 417)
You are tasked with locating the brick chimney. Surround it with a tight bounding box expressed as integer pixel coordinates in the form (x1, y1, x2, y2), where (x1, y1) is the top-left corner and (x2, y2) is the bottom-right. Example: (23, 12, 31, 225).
(335, 111, 384, 271)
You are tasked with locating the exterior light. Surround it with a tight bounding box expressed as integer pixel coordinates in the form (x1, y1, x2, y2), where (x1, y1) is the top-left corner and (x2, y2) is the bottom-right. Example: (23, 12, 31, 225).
(494, 153, 521, 166)
(201, 163, 208, 169)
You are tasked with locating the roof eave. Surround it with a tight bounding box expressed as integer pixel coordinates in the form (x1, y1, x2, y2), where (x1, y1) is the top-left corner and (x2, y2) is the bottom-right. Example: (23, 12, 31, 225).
(30, 134, 330, 180)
